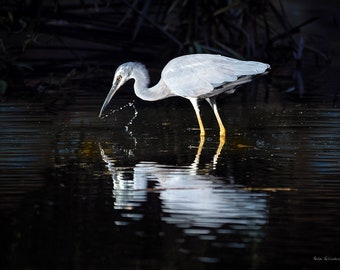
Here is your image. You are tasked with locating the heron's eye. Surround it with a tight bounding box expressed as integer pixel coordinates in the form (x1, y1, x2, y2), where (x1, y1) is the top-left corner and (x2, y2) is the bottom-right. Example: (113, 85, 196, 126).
(117, 75, 122, 81)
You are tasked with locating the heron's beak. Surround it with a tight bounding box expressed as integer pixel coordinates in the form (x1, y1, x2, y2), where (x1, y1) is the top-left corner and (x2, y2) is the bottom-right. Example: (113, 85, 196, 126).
(98, 79, 121, 117)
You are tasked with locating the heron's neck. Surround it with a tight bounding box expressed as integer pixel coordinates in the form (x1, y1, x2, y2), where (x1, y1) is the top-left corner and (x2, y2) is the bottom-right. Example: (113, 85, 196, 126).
(131, 64, 171, 101)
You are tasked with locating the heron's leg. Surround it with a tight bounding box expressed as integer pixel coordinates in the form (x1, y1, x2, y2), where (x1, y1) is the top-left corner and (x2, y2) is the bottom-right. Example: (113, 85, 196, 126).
(188, 98, 205, 137)
(206, 97, 226, 137)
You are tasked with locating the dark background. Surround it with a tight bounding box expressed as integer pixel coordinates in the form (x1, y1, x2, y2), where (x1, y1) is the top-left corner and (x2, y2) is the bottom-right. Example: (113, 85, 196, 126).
(1, 0, 339, 105)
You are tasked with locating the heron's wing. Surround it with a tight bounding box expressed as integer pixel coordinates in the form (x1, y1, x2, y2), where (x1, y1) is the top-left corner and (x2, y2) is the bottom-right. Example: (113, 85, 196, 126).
(162, 54, 269, 98)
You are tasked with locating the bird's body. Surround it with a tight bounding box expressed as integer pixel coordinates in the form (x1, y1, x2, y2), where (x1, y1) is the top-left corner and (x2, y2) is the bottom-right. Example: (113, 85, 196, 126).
(99, 54, 270, 137)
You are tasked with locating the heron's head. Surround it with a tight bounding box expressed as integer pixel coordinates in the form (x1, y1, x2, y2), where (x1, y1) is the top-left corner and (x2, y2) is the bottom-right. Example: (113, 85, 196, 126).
(98, 62, 136, 117)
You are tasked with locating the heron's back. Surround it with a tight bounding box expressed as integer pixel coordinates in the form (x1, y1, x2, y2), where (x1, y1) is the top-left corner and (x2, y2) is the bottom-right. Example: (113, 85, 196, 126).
(162, 54, 269, 98)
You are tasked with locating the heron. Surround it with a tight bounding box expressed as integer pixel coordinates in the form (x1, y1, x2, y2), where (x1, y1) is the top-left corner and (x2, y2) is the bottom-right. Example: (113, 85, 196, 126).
(99, 54, 270, 138)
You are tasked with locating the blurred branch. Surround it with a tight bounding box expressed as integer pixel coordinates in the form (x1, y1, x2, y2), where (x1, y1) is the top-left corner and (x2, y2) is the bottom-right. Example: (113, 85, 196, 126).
(121, 0, 182, 47)
(0, 0, 331, 97)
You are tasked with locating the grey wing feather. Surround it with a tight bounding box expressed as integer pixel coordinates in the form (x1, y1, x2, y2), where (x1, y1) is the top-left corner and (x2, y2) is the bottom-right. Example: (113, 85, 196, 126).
(162, 54, 269, 98)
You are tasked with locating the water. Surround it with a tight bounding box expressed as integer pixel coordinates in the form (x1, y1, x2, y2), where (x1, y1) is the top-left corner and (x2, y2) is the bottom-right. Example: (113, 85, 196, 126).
(1, 89, 340, 269)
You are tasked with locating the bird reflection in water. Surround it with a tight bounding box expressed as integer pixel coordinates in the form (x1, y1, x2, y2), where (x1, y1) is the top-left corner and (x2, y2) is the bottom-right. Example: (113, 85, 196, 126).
(98, 142, 267, 232)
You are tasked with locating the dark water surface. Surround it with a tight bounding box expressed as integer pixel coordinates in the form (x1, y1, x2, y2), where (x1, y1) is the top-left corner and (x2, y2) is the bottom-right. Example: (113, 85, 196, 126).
(1, 89, 340, 269)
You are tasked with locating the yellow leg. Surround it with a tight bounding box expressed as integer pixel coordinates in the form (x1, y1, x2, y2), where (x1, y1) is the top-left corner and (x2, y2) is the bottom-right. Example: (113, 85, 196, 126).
(206, 97, 226, 137)
(197, 114, 206, 137)
(189, 98, 206, 137)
